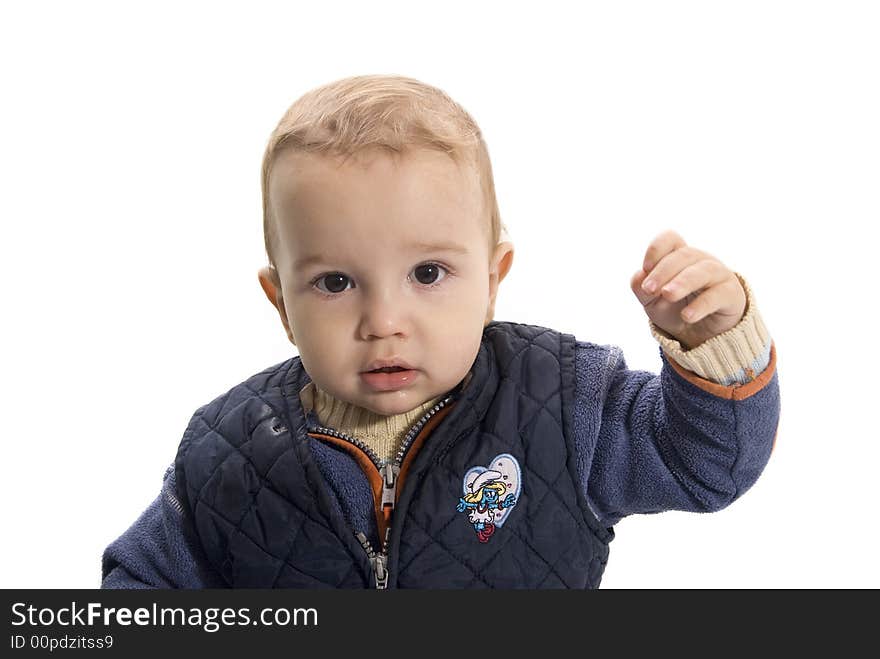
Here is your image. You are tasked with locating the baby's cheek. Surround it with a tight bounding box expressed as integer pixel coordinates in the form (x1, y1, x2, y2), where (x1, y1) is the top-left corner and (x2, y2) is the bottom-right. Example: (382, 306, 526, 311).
(435, 321, 483, 379)
(292, 320, 347, 373)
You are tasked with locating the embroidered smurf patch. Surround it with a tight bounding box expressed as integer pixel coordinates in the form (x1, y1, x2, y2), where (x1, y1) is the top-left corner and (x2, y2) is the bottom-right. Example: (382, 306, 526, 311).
(456, 454, 521, 543)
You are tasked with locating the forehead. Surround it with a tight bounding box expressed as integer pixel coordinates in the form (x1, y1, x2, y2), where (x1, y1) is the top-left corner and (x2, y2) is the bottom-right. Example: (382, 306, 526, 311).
(268, 148, 486, 256)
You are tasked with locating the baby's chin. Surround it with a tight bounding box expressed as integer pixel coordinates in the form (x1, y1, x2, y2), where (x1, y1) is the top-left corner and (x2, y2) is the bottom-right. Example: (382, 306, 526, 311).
(356, 390, 437, 417)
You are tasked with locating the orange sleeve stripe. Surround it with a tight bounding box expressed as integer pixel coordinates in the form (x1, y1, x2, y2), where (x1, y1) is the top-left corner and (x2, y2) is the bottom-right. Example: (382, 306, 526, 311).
(665, 342, 777, 401)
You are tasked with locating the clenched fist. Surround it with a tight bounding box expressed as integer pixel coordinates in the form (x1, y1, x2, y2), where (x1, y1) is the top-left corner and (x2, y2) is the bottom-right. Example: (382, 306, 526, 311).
(631, 230, 747, 350)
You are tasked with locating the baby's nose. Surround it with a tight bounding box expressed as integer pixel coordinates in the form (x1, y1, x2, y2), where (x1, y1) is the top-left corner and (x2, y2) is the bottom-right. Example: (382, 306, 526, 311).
(358, 293, 410, 339)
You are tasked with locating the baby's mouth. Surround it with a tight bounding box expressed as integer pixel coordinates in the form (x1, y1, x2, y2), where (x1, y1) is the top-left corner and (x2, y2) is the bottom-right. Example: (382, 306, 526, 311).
(361, 357, 417, 374)
(360, 364, 420, 392)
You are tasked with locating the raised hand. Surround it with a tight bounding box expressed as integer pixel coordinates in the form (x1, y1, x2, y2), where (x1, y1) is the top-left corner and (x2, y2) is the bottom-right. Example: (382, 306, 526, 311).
(630, 230, 747, 349)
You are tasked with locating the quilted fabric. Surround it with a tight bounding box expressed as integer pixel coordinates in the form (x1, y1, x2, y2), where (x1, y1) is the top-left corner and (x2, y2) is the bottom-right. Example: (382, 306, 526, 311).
(391, 322, 611, 588)
(174, 320, 611, 588)
(175, 358, 372, 588)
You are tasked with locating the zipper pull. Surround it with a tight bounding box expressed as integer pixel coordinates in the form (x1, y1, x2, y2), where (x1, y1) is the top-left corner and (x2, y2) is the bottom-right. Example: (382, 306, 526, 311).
(355, 531, 389, 589)
(355, 531, 374, 556)
(372, 553, 389, 589)
(381, 464, 399, 511)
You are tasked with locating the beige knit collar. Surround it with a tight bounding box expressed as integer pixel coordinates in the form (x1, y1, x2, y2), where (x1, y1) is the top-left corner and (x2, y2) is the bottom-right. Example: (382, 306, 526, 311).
(299, 373, 472, 464)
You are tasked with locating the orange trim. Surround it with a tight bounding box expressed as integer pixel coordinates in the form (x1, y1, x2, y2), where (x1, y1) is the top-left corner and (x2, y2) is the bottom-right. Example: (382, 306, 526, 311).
(665, 342, 777, 401)
(307, 400, 456, 543)
(308, 432, 386, 539)
(396, 402, 456, 496)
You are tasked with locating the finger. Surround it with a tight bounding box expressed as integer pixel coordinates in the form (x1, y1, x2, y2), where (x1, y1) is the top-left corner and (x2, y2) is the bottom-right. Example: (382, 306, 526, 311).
(630, 268, 659, 307)
(680, 280, 739, 323)
(656, 259, 729, 303)
(641, 246, 708, 295)
(642, 229, 687, 272)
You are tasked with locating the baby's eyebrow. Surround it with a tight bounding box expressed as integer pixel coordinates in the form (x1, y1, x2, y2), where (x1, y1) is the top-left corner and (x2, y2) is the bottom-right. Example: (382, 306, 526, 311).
(293, 241, 469, 272)
(406, 241, 470, 255)
(293, 254, 331, 272)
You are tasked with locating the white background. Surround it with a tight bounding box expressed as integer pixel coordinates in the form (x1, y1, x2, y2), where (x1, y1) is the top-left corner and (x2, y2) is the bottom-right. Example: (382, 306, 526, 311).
(2, 1, 877, 589)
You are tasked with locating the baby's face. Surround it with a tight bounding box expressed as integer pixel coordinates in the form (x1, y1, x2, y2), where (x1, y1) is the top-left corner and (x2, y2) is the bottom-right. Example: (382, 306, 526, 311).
(264, 148, 512, 416)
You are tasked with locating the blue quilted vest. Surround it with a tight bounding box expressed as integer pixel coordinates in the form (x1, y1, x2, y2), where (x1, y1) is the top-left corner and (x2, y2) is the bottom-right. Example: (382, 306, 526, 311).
(174, 321, 613, 588)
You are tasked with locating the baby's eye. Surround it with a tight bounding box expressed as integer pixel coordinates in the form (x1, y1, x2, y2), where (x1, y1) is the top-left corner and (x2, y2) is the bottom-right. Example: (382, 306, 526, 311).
(314, 273, 353, 295)
(311, 263, 450, 297)
(411, 263, 449, 286)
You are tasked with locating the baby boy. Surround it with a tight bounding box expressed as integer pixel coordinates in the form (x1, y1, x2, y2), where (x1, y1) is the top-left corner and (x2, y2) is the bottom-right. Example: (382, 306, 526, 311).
(101, 74, 780, 589)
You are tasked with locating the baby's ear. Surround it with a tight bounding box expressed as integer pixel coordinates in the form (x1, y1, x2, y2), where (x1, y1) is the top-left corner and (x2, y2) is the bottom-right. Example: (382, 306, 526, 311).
(258, 266, 280, 306)
(258, 266, 296, 345)
(492, 241, 514, 283)
(485, 241, 515, 325)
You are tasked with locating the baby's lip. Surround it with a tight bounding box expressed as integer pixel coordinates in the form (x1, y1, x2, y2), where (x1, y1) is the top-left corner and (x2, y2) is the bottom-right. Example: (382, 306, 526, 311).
(361, 357, 417, 373)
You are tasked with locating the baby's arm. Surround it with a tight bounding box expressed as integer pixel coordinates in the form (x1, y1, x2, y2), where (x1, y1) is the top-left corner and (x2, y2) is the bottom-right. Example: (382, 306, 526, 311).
(101, 465, 221, 588)
(573, 286, 779, 527)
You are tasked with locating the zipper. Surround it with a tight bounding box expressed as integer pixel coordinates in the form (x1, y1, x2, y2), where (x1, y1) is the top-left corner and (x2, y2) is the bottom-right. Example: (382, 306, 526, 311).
(380, 463, 399, 511)
(162, 465, 185, 515)
(356, 528, 391, 589)
(164, 487, 185, 515)
(308, 391, 456, 588)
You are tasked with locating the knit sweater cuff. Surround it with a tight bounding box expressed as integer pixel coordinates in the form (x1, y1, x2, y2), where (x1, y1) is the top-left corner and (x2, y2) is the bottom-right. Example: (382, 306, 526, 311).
(649, 272, 772, 386)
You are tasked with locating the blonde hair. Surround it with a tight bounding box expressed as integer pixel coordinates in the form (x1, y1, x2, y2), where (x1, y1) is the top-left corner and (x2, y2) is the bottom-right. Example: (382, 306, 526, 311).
(260, 74, 505, 270)
(464, 481, 506, 505)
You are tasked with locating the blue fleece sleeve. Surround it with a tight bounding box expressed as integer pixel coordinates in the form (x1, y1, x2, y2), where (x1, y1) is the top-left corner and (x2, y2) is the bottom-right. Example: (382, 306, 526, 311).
(573, 342, 780, 527)
(101, 465, 222, 588)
